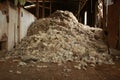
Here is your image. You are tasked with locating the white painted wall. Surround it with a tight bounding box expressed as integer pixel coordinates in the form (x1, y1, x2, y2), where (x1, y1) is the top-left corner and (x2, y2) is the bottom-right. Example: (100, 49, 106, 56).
(20, 8, 36, 39)
(0, 5, 36, 50)
(8, 7, 18, 50)
(0, 11, 7, 40)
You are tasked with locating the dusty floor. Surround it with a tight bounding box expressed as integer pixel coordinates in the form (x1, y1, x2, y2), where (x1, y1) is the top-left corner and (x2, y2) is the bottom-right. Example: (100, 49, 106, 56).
(0, 58, 120, 80)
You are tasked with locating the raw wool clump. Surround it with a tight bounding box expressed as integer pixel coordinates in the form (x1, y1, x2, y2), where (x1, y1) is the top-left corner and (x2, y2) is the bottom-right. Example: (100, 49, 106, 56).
(50, 10, 78, 24)
(7, 10, 113, 69)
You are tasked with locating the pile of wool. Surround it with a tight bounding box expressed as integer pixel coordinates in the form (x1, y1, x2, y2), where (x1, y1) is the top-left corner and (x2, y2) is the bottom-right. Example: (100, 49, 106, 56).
(7, 10, 113, 69)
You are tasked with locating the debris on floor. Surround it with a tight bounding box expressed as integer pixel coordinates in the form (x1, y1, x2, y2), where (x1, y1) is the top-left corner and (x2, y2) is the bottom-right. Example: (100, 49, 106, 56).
(36, 65, 48, 68)
(9, 70, 13, 73)
(7, 10, 113, 69)
(16, 70, 22, 74)
(110, 48, 120, 59)
(63, 68, 71, 72)
(18, 61, 27, 66)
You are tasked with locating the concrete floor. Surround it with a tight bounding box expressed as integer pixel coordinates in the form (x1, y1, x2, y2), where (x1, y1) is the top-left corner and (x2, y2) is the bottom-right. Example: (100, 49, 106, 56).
(0, 58, 120, 80)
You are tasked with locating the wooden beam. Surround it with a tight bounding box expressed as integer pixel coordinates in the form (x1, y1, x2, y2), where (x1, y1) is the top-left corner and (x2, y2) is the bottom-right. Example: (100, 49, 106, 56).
(27, 0, 51, 2)
(76, 0, 88, 17)
(39, 5, 50, 9)
(24, 4, 50, 9)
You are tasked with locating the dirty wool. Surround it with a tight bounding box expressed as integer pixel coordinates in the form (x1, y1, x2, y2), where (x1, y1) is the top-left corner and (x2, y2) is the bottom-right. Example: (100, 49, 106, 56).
(7, 10, 113, 69)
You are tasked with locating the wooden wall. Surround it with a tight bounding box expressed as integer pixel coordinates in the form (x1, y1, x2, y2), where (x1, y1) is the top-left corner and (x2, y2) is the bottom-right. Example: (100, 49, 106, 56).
(103, 0, 120, 49)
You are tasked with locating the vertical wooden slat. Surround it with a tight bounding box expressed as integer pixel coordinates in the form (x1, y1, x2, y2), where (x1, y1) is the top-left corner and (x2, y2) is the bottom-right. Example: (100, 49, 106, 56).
(42, 0, 45, 18)
(6, 0, 9, 50)
(118, 14, 120, 49)
(18, 6, 21, 42)
(50, 0, 52, 16)
(36, 0, 39, 19)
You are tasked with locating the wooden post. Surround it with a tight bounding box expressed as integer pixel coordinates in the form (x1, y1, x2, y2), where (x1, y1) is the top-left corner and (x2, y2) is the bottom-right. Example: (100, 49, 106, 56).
(50, 0, 52, 16)
(6, 0, 9, 50)
(118, 14, 120, 49)
(42, 0, 45, 18)
(18, 5, 21, 42)
(36, 0, 39, 19)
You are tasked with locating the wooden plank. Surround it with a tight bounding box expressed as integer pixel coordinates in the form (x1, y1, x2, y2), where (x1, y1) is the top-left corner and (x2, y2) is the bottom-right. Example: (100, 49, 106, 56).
(39, 5, 50, 9)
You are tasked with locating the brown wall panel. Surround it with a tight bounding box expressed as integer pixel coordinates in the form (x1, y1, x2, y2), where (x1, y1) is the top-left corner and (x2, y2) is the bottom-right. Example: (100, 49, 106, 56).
(103, 0, 120, 49)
